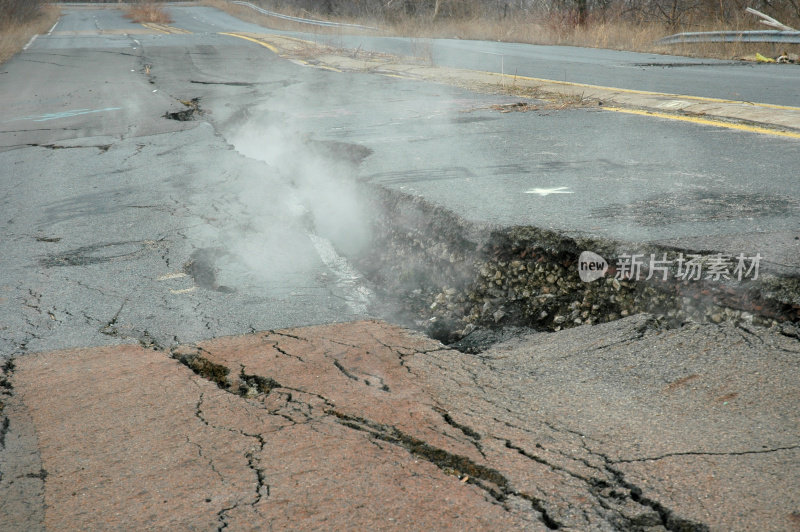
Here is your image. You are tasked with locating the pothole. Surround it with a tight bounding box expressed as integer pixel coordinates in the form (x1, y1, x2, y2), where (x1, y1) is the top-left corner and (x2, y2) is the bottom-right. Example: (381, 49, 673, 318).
(164, 97, 203, 121)
(183, 248, 235, 293)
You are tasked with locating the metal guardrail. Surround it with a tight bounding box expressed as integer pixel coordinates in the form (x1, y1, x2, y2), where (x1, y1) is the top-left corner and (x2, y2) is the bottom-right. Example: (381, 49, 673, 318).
(657, 30, 800, 45)
(230, 1, 379, 31)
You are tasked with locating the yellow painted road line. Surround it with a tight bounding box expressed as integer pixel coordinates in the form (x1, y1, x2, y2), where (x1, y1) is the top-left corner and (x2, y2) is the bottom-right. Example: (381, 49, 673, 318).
(220, 32, 800, 114)
(603, 107, 800, 139)
(159, 24, 191, 35)
(217, 32, 800, 135)
(314, 64, 342, 73)
(142, 23, 191, 35)
(221, 33, 341, 72)
(169, 287, 197, 295)
(275, 35, 317, 46)
(142, 23, 169, 34)
(487, 71, 800, 112)
(220, 32, 279, 53)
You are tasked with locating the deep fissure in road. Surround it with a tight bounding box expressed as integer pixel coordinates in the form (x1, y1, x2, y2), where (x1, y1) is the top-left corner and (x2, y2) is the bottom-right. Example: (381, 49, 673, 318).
(204, 107, 800, 352)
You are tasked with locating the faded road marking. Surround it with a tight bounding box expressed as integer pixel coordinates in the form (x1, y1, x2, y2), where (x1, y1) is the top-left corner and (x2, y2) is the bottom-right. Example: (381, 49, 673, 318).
(142, 23, 192, 35)
(169, 287, 197, 295)
(5, 107, 122, 123)
(603, 107, 800, 140)
(157, 272, 188, 281)
(525, 186, 574, 196)
(23, 35, 38, 51)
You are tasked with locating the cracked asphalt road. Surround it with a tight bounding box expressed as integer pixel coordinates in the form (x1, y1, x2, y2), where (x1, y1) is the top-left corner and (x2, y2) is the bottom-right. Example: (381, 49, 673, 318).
(1, 4, 798, 531)
(2, 319, 799, 530)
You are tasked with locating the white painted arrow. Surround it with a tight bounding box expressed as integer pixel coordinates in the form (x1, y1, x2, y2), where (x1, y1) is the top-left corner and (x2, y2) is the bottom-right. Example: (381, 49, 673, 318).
(524, 186, 574, 196)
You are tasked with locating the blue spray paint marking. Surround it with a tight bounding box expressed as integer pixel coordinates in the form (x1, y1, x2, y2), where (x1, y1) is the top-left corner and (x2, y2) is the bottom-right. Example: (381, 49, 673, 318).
(6, 107, 122, 123)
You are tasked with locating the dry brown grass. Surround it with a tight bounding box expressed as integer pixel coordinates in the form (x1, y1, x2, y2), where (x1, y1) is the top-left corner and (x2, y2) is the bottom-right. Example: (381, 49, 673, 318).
(389, 14, 799, 61)
(0, 5, 60, 65)
(125, 1, 173, 24)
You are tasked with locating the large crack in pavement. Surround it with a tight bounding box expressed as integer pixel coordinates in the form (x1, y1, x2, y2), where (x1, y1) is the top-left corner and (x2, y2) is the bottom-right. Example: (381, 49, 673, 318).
(169, 327, 571, 529)
(325, 409, 563, 530)
(163, 319, 783, 530)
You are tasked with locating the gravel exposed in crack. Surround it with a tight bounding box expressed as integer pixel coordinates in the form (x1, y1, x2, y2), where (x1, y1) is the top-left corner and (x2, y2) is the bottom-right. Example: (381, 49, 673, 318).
(354, 186, 800, 352)
(164, 97, 203, 121)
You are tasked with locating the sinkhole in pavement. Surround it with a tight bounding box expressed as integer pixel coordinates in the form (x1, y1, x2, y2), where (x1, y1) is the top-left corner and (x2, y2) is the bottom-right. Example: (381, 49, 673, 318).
(347, 185, 800, 352)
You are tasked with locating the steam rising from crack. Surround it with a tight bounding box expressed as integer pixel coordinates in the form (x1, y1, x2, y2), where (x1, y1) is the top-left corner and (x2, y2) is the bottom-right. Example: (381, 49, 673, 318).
(186, 102, 376, 314)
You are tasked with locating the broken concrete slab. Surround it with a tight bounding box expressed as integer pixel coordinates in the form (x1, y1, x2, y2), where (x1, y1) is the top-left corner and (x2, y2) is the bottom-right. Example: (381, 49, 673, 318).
(1, 318, 797, 530)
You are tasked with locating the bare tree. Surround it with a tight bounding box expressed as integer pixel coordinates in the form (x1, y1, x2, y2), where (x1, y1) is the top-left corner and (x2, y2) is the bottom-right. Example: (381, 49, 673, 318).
(260, 0, 800, 26)
(575, 0, 587, 23)
(0, 0, 46, 23)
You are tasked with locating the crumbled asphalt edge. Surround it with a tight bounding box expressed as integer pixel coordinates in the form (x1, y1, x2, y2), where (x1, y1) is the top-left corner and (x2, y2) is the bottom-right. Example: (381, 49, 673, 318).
(354, 185, 800, 350)
(169, 342, 712, 530)
(0, 356, 47, 531)
(0, 358, 12, 451)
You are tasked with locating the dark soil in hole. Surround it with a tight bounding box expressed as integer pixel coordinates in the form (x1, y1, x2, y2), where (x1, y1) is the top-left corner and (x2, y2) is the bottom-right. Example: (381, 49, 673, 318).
(446, 326, 538, 354)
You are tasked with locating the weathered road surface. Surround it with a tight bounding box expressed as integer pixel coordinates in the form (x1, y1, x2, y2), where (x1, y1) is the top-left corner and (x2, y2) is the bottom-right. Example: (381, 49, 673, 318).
(1, 5, 799, 531)
(4, 318, 799, 531)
